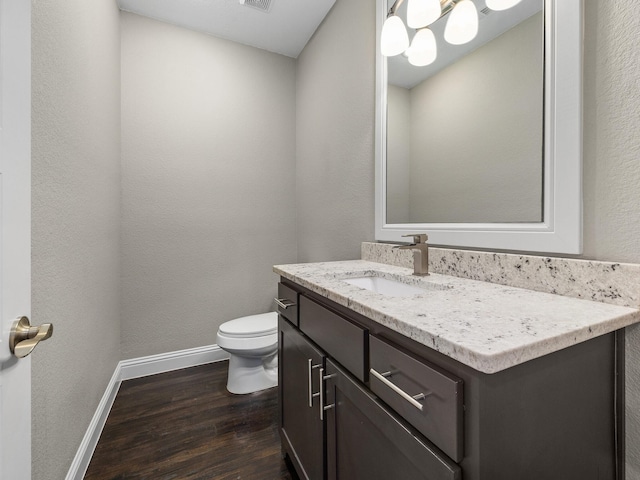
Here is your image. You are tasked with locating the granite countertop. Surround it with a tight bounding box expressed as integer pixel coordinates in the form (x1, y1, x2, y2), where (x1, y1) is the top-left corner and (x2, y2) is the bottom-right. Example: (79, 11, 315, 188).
(274, 260, 640, 374)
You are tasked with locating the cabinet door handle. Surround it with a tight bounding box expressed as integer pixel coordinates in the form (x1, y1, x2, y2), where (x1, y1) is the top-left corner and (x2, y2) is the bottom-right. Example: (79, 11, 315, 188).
(274, 298, 296, 309)
(307, 358, 321, 407)
(319, 367, 336, 421)
(370, 368, 426, 411)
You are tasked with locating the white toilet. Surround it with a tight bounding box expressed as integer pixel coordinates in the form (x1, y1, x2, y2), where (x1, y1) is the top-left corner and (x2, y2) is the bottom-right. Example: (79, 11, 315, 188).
(216, 311, 278, 394)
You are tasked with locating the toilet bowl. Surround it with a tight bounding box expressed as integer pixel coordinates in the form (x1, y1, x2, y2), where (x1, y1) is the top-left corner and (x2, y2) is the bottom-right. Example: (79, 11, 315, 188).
(216, 312, 278, 394)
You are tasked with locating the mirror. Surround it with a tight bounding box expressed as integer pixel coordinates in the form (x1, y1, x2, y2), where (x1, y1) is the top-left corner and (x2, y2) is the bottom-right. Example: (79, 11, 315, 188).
(375, 0, 583, 254)
(386, 0, 544, 224)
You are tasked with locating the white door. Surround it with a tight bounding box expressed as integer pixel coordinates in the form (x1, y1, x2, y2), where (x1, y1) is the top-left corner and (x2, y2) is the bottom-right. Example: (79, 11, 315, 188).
(0, 0, 32, 478)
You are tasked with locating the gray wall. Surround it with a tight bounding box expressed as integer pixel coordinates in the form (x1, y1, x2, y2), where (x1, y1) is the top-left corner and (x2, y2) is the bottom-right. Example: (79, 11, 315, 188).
(120, 13, 298, 359)
(31, 0, 122, 478)
(581, 0, 640, 475)
(295, 0, 376, 262)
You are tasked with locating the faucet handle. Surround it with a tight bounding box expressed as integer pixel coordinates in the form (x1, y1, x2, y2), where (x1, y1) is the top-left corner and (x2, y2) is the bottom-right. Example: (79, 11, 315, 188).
(402, 233, 428, 244)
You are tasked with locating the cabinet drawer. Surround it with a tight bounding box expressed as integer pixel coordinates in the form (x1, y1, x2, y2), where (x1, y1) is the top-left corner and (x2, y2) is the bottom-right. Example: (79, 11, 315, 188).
(369, 336, 463, 462)
(276, 283, 299, 326)
(299, 296, 367, 382)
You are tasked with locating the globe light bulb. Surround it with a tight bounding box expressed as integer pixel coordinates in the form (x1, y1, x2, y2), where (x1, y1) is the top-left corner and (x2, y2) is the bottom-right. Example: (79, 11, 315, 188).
(381, 15, 410, 56)
(407, 0, 442, 29)
(444, 0, 479, 45)
(407, 28, 438, 66)
(486, 0, 523, 11)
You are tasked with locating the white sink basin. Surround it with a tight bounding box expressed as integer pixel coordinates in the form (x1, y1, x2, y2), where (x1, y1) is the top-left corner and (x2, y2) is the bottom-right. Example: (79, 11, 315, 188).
(343, 276, 427, 297)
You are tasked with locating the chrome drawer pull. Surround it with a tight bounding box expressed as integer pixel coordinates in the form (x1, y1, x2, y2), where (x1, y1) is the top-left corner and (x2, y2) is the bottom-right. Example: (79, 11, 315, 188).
(370, 368, 425, 411)
(274, 298, 296, 309)
(308, 359, 321, 407)
(319, 368, 336, 421)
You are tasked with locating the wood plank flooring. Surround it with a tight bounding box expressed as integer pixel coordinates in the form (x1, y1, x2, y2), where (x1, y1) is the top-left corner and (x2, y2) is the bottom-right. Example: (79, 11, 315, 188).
(85, 361, 296, 480)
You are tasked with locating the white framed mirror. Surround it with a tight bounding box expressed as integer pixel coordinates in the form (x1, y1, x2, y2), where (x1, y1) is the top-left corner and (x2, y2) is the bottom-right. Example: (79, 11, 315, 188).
(375, 0, 583, 254)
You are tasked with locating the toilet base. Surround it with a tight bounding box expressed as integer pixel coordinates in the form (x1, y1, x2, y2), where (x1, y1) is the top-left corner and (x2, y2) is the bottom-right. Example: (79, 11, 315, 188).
(226, 352, 278, 394)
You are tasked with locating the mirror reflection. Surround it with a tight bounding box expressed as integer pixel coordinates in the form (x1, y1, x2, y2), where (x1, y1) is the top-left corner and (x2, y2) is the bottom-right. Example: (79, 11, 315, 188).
(385, 0, 544, 224)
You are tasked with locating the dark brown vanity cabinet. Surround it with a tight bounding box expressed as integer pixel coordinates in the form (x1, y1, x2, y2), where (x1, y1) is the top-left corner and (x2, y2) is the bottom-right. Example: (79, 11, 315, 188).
(279, 286, 460, 480)
(278, 279, 621, 480)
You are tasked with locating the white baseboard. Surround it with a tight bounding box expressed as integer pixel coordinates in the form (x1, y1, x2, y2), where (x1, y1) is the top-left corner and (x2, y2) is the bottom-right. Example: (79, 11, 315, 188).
(119, 345, 229, 381)
(65, 363, 122, 480)
(65, 345, 228, 480)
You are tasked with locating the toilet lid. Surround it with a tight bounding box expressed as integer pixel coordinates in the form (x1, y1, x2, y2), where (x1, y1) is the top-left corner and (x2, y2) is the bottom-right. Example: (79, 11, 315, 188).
(219, 312, 278, 338)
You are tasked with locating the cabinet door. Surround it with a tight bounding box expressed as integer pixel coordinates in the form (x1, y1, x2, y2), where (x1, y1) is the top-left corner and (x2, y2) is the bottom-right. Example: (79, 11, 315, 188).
(324, 359, 460, 480)
(279, 317, 325, 480)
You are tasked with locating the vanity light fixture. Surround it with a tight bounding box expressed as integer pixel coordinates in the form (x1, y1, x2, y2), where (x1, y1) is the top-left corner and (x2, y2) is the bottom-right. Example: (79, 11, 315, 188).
(382, 0, 521, 66)
(407, 28, 438, 66)
(381, 14, 410, 56)
(443, 0, 479, 45)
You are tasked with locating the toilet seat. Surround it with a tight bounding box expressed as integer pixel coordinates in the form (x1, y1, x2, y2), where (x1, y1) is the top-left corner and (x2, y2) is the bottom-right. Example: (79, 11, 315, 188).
(216, 330, 276, 351)
(219, 312, 277, 338)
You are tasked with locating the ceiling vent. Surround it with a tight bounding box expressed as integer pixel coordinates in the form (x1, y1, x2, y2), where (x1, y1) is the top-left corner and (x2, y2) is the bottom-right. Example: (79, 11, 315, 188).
(479, 7, 493, 18)
(239, 0, 272, 13)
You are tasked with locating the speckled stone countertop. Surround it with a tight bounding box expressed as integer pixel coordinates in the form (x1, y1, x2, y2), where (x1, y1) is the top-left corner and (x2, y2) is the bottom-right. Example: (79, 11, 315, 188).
(273, 259, 640, 374)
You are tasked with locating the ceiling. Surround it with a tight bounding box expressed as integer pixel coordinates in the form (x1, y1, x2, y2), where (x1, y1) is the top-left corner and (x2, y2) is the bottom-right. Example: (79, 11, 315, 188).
(117, 0, 337, 58)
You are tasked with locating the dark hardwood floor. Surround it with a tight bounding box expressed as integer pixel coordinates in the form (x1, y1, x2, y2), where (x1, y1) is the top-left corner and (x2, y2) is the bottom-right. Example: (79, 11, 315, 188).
(85, 361, 295, 480)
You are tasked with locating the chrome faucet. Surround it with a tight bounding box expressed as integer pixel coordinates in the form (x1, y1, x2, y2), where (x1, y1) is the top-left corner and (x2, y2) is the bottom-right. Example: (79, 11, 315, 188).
(394, 234, 429, 276)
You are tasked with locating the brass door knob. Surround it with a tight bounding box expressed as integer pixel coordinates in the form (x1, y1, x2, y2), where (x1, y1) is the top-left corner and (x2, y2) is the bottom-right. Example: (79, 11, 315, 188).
(9, 316, 53, 358)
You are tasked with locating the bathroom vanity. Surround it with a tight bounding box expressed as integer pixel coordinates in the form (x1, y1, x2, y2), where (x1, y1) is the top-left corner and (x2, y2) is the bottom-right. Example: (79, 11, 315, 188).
(274, 255, 640, 480)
